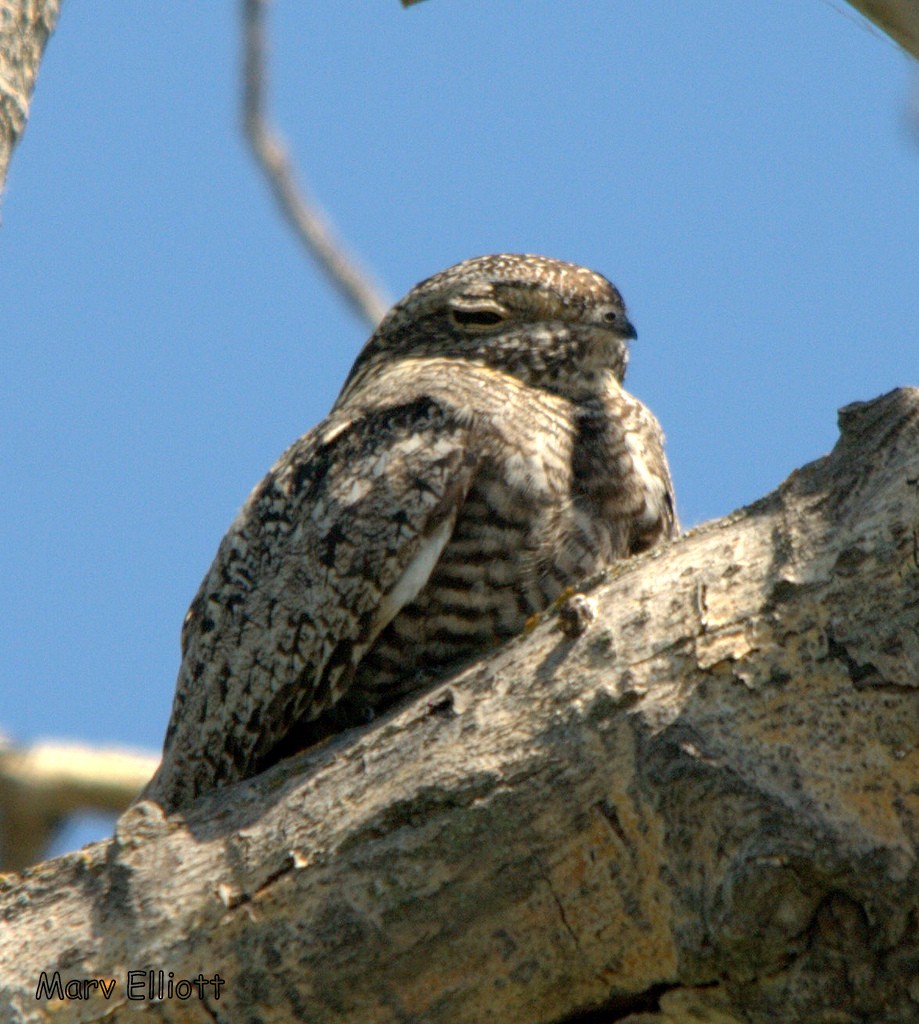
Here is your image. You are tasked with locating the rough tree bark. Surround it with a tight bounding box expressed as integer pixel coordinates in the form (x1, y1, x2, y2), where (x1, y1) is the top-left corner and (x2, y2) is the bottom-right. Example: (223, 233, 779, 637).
(0, 387, 917, 1024)
(0, 0, 62, 193)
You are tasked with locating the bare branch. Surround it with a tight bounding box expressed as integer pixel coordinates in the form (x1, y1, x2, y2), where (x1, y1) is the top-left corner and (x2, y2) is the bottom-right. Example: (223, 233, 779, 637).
(0, 0, 64, 195)
(0, 737, 157, 870)
(845, 0, 919, 60)
(1, 390, 918, 1023)
(242, 0, 390, 329)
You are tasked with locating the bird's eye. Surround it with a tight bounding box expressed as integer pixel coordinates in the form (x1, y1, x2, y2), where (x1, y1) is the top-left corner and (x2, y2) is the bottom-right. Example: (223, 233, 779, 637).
(602, 310, 620, 324)
(449, 307, 507, 330)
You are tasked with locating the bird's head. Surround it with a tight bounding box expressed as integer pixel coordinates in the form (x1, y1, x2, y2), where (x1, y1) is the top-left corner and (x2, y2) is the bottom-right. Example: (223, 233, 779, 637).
(337, 254, 637, 405)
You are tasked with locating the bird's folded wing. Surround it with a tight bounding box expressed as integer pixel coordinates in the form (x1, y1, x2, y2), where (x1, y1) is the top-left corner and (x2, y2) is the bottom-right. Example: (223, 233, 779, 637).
(141, 396, 477, 810)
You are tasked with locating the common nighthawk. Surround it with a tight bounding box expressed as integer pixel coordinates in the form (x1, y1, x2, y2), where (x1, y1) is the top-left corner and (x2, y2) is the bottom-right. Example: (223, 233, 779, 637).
(140, 254, 677, 811)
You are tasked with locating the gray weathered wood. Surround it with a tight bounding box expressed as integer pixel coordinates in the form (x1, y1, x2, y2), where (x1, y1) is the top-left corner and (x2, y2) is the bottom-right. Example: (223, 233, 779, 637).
(0, 0, 62, 194)
(1, 388, 917, 1024)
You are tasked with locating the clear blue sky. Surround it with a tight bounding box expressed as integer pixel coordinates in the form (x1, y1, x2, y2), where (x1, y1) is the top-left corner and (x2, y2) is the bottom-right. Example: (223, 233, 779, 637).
(2, 2, 917, 854)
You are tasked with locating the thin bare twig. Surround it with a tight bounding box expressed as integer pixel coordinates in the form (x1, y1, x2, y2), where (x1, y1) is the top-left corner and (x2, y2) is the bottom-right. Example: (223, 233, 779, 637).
(242, 0, 390, 329)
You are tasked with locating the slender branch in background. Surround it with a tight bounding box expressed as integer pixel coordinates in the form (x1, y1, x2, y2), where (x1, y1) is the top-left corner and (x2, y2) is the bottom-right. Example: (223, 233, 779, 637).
(0, 736, 158, 871)
(242, 0, 390, 330)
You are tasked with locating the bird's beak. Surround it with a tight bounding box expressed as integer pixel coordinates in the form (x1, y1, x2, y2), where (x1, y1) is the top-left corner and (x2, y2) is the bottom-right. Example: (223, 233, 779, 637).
(604, 308, 637, 340)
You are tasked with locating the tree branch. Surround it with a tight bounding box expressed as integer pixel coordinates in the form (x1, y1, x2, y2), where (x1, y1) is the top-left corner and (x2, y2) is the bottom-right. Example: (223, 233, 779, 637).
(2, 388, 917, 1024)
(0, 739, 157, 870)
(846, 0, 919, 60)
(0, 0, 63, 195)
(241, 0, 390, 329)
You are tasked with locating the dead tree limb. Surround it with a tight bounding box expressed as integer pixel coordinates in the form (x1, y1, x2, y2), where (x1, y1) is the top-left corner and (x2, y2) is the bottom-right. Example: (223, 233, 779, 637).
(1, 387, 917, 1024)
(0, 740, 157, 870)
(846, 0, 919, 59)
(241, 0, 390, 329)
(0, 0, 63, 194)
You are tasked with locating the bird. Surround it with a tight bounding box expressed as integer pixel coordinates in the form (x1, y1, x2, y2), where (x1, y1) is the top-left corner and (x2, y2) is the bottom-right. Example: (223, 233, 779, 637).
(139, 254, 678, 811)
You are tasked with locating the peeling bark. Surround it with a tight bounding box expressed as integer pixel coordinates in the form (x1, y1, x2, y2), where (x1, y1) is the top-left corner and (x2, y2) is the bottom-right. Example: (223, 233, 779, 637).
(1, 388, 917, 1024)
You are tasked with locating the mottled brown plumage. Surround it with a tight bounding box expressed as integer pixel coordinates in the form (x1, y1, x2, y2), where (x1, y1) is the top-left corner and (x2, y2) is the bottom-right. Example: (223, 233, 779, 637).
(141, 254, 678, 810)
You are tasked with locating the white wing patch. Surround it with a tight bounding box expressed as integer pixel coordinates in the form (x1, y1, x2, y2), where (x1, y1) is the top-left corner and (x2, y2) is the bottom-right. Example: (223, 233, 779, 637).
(625, 429, 669, 526)
(373, 516, 454, 644)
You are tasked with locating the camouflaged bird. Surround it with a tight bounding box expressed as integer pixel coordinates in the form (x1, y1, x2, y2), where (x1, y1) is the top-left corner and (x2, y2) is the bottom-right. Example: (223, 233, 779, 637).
(141, 254, 678, 811)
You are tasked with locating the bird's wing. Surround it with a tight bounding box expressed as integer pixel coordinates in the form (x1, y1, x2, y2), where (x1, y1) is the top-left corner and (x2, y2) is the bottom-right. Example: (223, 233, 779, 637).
(626, 397, 680, 548)
(141, 396, 477, 810)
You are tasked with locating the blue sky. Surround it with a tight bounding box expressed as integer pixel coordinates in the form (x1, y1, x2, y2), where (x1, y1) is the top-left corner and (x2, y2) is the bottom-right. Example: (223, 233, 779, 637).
(2, 2, 916, 854)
